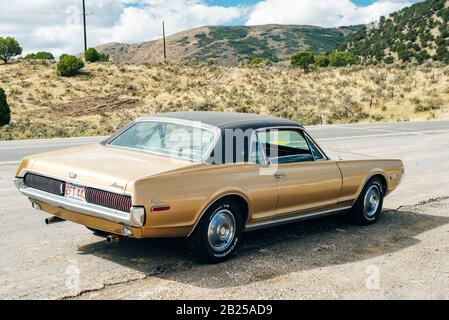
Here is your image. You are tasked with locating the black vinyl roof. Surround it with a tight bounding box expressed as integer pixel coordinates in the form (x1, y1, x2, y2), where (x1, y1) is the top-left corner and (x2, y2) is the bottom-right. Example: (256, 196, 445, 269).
(150, 112, 302, 130)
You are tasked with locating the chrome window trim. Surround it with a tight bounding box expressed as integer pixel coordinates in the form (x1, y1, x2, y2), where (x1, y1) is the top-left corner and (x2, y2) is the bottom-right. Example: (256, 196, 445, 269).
(303, 131, 328, 161)
(250, 126, 322, 165)
(249, 131, 269, 165)
(105, 117, 222, 163)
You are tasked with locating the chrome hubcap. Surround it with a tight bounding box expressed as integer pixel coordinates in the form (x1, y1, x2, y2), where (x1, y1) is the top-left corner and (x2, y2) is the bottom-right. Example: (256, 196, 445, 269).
(364, 185, 381, 218)
(208, 209, 236, 252)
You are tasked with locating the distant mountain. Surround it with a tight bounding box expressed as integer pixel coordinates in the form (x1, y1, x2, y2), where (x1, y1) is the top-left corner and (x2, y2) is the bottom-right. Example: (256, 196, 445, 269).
(341, 0, 449, 64)
(97, 25, 360, 66)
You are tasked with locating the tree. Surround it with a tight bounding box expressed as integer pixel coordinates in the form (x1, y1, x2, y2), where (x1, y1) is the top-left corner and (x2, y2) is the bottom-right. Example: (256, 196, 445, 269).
(25, 52, 55, 60)
(291, 52, 315, 71)
(0, 88, 11, 126)
(57, 54, 85, 77)
(0, 37, 22, 64)
(416, 50, 430, 64)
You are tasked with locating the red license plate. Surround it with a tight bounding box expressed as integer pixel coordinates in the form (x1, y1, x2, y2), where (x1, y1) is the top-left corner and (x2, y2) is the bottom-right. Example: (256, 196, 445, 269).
(65, 183, 86, 202)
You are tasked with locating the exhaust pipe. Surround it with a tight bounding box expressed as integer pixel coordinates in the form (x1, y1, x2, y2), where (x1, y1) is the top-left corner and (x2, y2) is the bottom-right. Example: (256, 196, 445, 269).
(31, 201, 41, 211)
(45, 216, 65, 225)
(106, 235, 124, 243)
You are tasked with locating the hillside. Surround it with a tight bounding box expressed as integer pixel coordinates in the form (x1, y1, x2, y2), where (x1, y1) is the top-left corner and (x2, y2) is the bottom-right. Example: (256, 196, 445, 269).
(0, 60, 448, 140)
(97, 25, 359, 66)
(341, 0, 449, 64)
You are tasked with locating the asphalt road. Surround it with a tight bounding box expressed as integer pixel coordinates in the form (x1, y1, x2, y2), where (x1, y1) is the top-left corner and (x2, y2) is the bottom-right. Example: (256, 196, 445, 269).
(1, 120, 449, 299)
(1, 120, 449, 163)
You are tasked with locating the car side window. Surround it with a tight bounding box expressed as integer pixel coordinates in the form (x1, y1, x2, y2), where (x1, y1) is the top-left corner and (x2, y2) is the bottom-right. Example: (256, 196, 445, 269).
(249, 132, 266, 165)
(257, 129, 314, 164)
(304, 134, 325, 161)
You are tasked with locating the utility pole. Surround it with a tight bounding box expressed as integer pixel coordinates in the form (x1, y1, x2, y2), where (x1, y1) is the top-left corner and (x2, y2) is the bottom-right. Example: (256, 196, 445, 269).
(162, 21, 167, 64)
(82, 0, 87, 52)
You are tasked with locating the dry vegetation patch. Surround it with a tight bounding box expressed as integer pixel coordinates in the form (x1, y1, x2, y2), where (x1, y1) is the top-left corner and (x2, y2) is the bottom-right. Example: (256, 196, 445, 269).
(0, 60, 448, 140)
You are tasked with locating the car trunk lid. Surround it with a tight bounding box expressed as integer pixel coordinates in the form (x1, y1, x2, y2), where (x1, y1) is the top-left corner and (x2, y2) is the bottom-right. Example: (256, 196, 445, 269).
(27, 144, 196, 193)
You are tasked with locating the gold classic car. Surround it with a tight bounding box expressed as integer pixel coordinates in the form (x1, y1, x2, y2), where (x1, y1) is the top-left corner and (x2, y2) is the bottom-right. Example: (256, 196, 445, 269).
(14, 112, 404, 263)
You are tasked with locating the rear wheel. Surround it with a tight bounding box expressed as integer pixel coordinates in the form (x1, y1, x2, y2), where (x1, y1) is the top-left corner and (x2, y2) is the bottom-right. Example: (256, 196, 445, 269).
(187, 199, 244, 263)
(349, 177, 384, 225)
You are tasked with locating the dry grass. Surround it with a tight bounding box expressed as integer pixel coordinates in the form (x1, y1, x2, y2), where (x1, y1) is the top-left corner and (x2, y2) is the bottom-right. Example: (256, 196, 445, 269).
(0, 60, 448, 140)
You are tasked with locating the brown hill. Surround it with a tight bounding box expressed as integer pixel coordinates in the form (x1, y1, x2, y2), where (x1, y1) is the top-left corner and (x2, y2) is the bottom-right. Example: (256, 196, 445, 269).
(97, 25, 359, 66)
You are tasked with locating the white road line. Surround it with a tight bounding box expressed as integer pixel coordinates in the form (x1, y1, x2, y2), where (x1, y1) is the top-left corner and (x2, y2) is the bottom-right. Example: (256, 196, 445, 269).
(316, 129, 449, 141)
(0, 161, 20, 165)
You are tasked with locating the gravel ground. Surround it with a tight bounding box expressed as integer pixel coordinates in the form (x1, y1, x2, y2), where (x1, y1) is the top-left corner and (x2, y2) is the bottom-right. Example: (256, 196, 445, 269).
(76, 197, 449, 300)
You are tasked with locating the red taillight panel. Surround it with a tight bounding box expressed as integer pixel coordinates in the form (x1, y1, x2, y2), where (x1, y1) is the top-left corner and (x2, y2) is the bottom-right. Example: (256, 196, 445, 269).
(85, 187, 132, 213)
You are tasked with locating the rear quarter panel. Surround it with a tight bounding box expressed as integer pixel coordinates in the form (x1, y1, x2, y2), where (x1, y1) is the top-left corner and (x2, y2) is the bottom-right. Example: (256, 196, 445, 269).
(337, 159, 404, 205)
(129, 163, 279, 237)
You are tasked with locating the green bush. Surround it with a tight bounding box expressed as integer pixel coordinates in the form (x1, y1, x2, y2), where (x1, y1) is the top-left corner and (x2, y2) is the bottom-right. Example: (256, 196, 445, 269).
(98, 52, 110, 62)
(25, 52, 55, 60)
(250, 57, 270, 65)
(291, 51, 315, 70)
(84, 48, 100, 62)
(328, 51, 357, 67)
(314, 55, 330, 67)
(57, 54, 84, 77)
(384, 56, 395, 64)
(0, 88, 11, 126)
(414, 98, 443, 113)
(84, 48, 109, 62)
(0, 37, 22, 64)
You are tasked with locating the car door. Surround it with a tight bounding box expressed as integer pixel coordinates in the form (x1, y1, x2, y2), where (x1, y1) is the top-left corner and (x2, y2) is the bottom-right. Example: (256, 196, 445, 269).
(257, 128, 342, 216)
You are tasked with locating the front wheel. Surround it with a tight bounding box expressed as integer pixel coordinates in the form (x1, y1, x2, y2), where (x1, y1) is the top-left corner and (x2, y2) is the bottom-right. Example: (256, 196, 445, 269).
(349, 177, 384, 225)
(187, 199, 244, 263)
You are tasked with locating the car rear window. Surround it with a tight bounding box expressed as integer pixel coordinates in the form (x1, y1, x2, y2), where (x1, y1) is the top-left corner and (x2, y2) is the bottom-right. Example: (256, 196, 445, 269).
(108, 121, 217, 161)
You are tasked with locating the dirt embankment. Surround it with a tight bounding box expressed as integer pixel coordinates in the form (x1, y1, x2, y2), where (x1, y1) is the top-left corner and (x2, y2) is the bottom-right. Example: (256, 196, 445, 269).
(1, 60, 448, 140)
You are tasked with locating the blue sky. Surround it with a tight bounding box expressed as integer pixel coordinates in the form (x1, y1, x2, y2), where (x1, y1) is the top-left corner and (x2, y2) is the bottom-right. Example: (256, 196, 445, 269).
(206, 0, 401, 7)
(1, 0, 419, 56)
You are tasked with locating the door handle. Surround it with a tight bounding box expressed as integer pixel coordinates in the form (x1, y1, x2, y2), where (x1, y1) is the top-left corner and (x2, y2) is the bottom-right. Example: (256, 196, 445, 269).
(274, 171, 287, 179)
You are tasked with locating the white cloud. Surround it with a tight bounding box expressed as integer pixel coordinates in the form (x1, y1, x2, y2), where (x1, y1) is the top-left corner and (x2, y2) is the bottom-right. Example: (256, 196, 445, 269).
(0, 0, 415, 57)
(245, 0, 414, 27)
(0, 0, 244, 56)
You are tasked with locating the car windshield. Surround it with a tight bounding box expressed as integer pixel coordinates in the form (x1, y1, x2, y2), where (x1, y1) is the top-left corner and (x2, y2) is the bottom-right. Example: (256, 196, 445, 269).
(108, 121, 217, 161)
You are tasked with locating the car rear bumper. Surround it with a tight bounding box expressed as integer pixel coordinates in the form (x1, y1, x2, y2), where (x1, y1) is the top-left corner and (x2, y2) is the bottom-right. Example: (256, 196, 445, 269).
(14, 177, 145, 228)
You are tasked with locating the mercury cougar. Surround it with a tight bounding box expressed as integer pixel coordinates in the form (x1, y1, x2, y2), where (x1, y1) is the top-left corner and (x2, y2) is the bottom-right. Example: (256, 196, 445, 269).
(14, 112, 404, 263)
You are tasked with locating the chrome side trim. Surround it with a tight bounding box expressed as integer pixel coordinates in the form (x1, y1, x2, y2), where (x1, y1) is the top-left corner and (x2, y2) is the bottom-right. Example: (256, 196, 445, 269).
(14, 178, 144, 227)
(245, 206, 352, 232)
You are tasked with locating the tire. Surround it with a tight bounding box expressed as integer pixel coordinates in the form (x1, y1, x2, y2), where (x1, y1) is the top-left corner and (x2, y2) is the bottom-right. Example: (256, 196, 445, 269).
(187, 199, 244, 263)
(349, 177, 384, 226)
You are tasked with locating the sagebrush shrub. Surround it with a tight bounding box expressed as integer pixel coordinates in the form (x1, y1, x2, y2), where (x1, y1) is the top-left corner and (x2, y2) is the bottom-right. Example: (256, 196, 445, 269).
(25, 52, 55, 60)
(57, 54, 84, 77)
(85, 48, 109, 62)
(84, 48, 100, 62)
